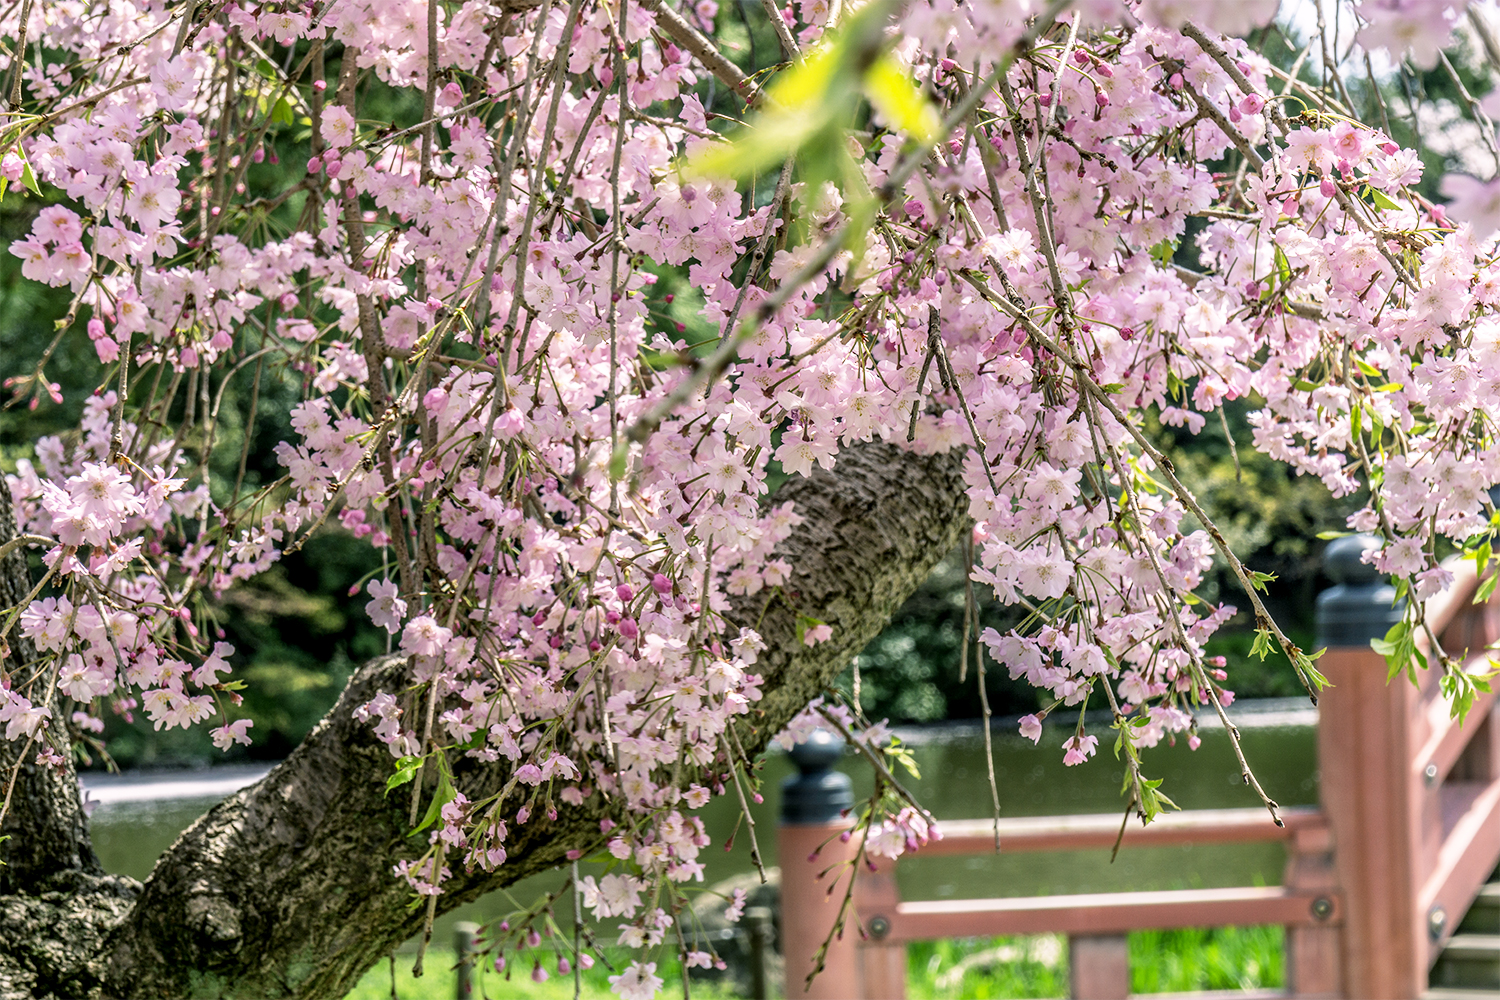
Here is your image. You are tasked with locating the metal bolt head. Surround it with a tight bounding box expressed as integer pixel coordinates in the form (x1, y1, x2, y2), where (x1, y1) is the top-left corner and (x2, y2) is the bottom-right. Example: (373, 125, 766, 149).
(1310, 897, 1334, 922)
(1429, 904, 1447, 941)
(1425, 763, 1439, 786)
(868, 915, 891, 940)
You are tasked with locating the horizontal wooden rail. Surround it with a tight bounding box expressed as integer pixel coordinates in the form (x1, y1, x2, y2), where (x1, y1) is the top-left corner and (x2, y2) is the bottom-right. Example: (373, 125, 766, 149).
(919, 805, 1323, 856)
(876, 885, 1342, 942)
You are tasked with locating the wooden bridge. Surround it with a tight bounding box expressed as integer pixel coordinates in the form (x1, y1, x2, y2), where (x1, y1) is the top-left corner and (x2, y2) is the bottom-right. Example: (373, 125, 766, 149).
(778, 536, 1500, 998)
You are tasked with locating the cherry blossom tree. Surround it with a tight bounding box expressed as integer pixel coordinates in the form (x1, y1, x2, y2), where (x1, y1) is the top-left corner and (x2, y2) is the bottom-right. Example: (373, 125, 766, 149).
(1, 0, 1499, 996)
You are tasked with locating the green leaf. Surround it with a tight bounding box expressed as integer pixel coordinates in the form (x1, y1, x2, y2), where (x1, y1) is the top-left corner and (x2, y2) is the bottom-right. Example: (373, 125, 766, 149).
(385, 755, 422, 795)
(608, 443, 628, 481)
(412, 770, 457, 834)
(889, 743, 921, 780)
(687, 40, 846, 181)
(1248, 570, 1278, 593)
(1370, 188, 1402, 211)
(20, 161, 38, 196)
(1355, 358, 1383, 378)
(1476, 571, 1499, 607)
(1316, 530, 1352, 540)
(271, 97, 294, 126)
(1250, 628, 1274, 661)
(1372, 620, 1422, 684)
(863, 53, 941, 143)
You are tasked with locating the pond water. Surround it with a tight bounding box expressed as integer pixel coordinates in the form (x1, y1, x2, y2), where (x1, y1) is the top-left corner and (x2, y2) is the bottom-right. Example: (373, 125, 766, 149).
(86, 699, 1318, 950)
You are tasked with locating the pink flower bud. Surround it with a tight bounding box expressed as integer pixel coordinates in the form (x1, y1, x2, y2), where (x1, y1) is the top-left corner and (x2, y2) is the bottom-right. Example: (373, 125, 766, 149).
(313, 79, 327, 92)
(1168, 72, 1183, 89)
(531, 962, 548, 983)
(527, 930, 542, 948)
(616, 584, 634, 602)
(1240, 94, 1264, 114)
(651, 573, 672, 596)
(558, 958, 571, 975)
(306, 156, 322, 174)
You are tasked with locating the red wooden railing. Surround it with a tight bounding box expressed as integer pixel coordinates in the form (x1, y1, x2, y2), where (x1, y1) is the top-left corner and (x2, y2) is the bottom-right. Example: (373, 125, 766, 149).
(779, 546, 1500, 999)
(851, 807, 1340, 999)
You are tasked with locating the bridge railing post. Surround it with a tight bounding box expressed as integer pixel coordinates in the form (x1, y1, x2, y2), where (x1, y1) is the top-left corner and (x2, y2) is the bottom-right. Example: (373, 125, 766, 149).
(1315, 534, 1414, 998)
(778, 729, 861, 998)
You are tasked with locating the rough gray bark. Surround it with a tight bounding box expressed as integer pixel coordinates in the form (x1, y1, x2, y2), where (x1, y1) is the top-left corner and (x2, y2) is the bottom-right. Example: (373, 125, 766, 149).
(0, 440, 968, 999)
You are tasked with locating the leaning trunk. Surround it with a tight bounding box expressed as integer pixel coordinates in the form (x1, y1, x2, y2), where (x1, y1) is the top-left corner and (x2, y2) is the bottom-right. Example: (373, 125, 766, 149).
(0, 440, 968, 999)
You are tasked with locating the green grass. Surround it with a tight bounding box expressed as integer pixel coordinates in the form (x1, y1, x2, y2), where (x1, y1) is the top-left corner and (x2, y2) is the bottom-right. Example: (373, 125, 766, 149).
(347, 949, 741, 1000)
(905, 935, 1067, 999)
(349, 925, 1282, 998)
(1129, 926, 1283, 994)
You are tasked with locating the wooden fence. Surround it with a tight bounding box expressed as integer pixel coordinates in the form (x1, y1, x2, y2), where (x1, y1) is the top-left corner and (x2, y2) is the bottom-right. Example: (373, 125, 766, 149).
(778, 536, 1500, 999)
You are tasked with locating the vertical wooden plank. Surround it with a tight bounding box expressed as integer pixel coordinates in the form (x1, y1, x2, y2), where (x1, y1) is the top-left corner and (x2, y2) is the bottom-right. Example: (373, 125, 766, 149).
(1319, 646, 1422, 998)
(855, 862, 906, 1000)
(1069, 934, 1129, 1000)
(1284, 822, 1344, 998)
(780, 822, 862, 999)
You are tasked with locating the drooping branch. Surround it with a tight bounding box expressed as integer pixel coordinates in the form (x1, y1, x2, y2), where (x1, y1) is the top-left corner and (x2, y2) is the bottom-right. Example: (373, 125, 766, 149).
(0, 439, 966, 999)
(0, 479, 100, 894)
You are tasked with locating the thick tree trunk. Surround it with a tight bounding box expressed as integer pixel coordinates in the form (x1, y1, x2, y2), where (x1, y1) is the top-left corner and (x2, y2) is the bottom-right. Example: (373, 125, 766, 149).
(0, 440, 969, 999)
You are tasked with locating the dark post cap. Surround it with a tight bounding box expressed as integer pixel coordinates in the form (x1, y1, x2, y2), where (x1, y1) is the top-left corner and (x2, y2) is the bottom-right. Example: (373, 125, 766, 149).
(780, 729, 853, 825)
(1323, 534, 1382, 585)
(1316, 533, 1403, 648)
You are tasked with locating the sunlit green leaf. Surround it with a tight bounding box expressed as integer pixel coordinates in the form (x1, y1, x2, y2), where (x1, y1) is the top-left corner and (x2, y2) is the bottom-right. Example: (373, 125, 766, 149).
(863, 53, 941, 143)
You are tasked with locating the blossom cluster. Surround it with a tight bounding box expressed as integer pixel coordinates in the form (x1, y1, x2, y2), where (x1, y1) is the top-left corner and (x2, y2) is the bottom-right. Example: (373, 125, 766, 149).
(0, 0, 1497, 994)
